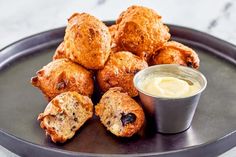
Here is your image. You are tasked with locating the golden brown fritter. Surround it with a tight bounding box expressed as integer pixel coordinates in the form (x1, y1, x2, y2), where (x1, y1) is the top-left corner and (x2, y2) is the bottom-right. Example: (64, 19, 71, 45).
(115, 5, 170, 60)
(53, 42, 67, 60)
(109, 24, 120, 54)
(97, 51, 148, 97)
(31, 59, 94, 101)
(38, 92, 93, 143)
(109, 24, 117, 47)
(64, 13, 111, 70)
(150, 41, 200, 69)
(95, 87, 145, 137)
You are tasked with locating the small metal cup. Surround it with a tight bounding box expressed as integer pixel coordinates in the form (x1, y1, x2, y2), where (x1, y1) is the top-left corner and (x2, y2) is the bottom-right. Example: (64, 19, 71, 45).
(133, 64, 207, 134)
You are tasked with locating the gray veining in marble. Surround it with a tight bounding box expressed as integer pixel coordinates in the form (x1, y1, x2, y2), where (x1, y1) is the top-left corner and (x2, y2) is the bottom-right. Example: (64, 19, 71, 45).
(0, 0, 235, 156)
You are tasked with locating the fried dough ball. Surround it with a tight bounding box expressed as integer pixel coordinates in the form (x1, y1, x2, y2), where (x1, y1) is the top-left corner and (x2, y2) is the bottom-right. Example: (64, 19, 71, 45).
(53, 42, 67, 60)
(95, 87, 145, 137)
(64, 13, 111, 69)
(97, 51, 148, 97)
(150, 41, 200, 69)
(115, 5, 170, 60)
(38, 92, 93, 143)
(31, 59, 94, 101)
(109, 24, 120, 53)
(109, 25, 117, 47)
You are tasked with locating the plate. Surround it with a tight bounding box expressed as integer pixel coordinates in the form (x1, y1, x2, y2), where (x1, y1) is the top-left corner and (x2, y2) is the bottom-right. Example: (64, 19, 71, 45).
(0, 21, 236, 157)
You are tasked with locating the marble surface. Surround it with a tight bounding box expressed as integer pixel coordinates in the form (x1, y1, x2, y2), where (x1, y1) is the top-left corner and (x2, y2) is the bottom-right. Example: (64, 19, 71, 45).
(0, 0, 235, 156)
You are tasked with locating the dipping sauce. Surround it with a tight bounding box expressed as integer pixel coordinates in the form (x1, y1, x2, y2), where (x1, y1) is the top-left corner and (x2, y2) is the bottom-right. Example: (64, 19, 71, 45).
(139, 74, 201, 98)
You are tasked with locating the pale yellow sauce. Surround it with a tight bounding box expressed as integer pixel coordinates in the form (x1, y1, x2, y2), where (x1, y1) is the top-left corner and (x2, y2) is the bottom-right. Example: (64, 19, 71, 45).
(139, 75, 201, 98)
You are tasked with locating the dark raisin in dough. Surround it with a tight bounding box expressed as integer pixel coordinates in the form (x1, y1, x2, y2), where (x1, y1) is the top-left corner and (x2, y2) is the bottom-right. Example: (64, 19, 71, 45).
(121, 113, 136, 126)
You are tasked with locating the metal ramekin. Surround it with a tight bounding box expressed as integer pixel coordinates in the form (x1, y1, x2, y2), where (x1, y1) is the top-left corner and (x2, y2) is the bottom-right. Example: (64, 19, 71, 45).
(133, 64, 207, 134)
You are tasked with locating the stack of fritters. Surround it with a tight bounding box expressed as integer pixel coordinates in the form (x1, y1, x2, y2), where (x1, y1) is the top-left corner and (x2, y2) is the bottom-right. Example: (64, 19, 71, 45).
(31, 5, 200, 143)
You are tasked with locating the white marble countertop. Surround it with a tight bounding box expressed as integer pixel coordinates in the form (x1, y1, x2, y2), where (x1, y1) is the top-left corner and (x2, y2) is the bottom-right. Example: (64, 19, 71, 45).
(0, 0, 235, 156)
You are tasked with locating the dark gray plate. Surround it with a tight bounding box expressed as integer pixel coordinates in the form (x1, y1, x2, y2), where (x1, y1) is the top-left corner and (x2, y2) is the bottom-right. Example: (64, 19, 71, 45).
(0, 22, 236, 157)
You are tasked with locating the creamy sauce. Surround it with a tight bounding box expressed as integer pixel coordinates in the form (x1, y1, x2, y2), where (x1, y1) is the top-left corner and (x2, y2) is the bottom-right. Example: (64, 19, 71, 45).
(139, 75, 201, 98)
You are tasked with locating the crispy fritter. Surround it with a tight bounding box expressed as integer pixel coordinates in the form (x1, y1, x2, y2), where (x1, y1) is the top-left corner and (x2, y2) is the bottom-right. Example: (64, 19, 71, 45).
(53, 42, 67, 60)
(31, 59, 94, 101)
(115, 5, 170, 60)
(38, 92, 93, 143)
(150, 41, 200, 69)
(64, 13, 111, 69)
(109, 24, 120, 54)
(97, 51, 148, 97)
(95, 87, 145, 137)
(109, 24, 117, 47)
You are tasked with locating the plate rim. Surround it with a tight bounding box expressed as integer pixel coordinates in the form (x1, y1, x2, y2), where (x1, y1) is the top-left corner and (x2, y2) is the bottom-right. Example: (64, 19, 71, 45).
(1, 129, 236, 157)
